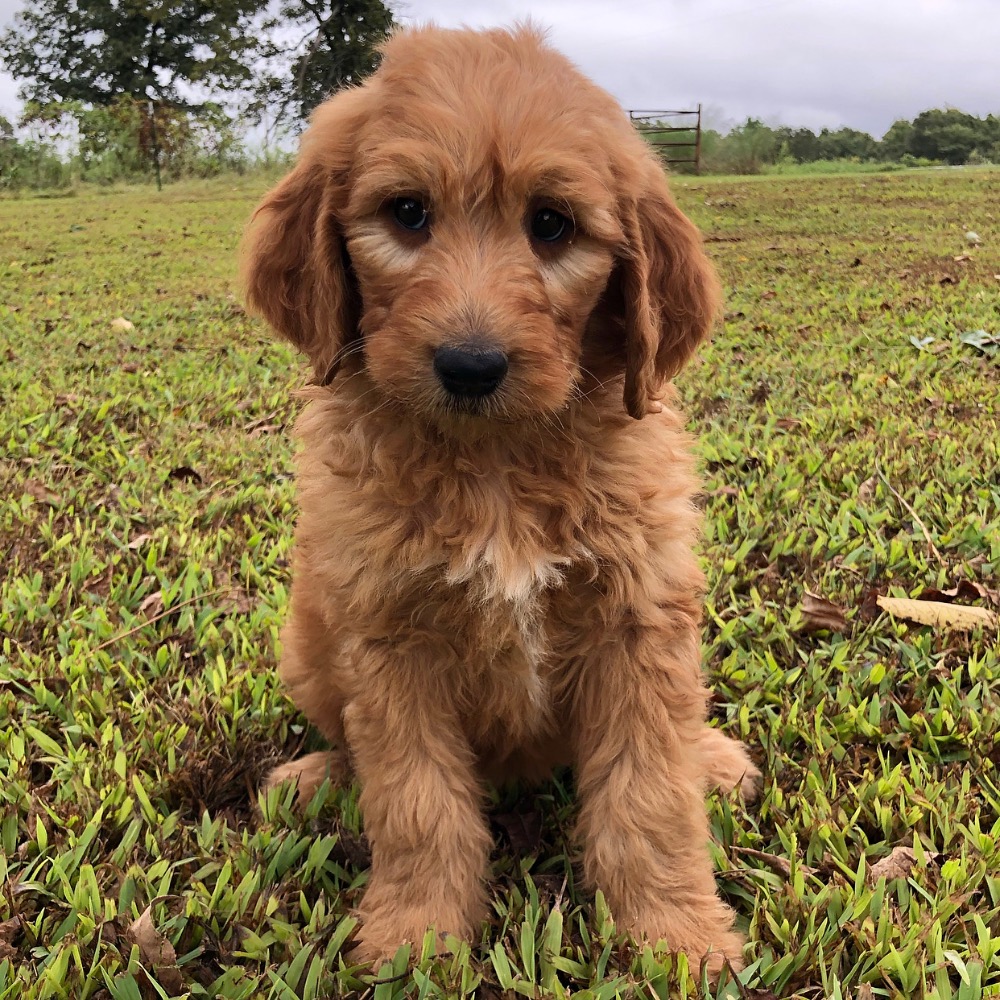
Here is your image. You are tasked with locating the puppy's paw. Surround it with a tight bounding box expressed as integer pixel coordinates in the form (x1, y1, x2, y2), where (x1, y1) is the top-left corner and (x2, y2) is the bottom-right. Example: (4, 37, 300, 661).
(697, 727, 762, 802)
(351, 908, 469, 967)
(264, 750, 347, 807)
(627, 898, 745, 978)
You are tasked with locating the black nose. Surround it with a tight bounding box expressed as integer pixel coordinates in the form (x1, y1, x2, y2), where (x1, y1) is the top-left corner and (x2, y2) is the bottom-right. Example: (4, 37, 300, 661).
(433, 344, 508, 398)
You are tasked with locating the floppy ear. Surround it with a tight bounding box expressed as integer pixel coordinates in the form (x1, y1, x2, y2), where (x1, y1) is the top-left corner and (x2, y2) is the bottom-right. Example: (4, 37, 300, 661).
(241, 92, 367, 384)
(619, 164, 722, 419)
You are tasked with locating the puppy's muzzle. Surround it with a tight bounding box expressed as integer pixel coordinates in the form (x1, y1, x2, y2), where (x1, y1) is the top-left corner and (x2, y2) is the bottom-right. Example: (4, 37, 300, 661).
(433, 344, 509, 398)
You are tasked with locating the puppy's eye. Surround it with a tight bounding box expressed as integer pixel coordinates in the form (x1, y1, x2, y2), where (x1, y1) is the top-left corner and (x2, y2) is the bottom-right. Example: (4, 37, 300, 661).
(531, 207, 571, 243)
(392, 196, 429, 231)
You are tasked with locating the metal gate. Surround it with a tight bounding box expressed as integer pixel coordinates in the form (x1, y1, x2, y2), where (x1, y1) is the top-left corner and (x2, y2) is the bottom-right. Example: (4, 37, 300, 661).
(628, 106, 702, 173)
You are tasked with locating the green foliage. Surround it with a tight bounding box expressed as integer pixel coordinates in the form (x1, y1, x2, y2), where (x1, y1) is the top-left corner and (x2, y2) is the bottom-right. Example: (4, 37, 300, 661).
(0, 0, 269, 108)
(1, 169, 999, 997)
(253, 0, 395, 127)
(909, 108, 1000, 166)
(880, 119, 914, 162)
(0, 120, 70, 189)
(645, 108, 1000, 175)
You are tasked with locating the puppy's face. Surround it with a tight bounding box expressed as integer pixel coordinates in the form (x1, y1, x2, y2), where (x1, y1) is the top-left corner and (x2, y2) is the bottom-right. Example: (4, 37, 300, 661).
(344, 61, 628, 423)
(244, 27, 721, 425)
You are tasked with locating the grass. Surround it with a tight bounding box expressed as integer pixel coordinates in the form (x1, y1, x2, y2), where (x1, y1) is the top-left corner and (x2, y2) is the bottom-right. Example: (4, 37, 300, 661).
(1, 167, 999, 999)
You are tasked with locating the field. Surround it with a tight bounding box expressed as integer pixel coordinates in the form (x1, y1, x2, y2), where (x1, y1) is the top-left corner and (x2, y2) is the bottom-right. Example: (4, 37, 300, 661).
(1, 167, 999, 1000)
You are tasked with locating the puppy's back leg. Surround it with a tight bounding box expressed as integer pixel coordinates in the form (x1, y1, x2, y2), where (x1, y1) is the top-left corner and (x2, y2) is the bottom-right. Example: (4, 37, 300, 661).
(265, 583, 351, 805)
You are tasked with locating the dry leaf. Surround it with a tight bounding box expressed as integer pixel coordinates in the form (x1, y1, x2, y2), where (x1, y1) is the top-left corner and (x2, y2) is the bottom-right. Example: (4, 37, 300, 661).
(494, 810, 543, 855)
(127, 906, 183, 992)
(111, 317, 135, 331)
(248, 423, 281, 438)
(0, 917, 20, 961)
(857, 474, 878, 505)
(139, 591, 164, 617)
(127, 533, 152, 550)
(921, 579, 999, 605)
(867, 845, 939, 885)
(226, 588, 254, 615)
(167, 465, 202, 484)
(734, 846, 817, 879)
(855, 985, 875, 1000)
(877, 596, 997, 631)
(23, 480, 62, 506)
(801, 592, 849, 633)
(868, 846, 917, 883)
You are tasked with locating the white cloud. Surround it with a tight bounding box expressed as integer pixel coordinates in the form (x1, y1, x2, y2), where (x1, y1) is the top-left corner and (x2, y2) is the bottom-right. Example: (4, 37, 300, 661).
(0, 0, 997, 137)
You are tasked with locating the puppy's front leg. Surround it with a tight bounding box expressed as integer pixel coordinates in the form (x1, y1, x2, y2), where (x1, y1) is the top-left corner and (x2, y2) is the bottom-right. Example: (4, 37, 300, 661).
(343, 642, 491, 965)
(572, 620, 744, 975)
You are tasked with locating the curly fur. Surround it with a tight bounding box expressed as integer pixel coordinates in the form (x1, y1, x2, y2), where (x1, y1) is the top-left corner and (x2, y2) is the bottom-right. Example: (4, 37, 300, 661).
(243, 23, 759, 976)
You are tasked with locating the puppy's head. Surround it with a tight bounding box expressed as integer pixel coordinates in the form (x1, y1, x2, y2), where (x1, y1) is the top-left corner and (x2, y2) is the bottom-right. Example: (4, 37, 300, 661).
(242, 26, 720, 424)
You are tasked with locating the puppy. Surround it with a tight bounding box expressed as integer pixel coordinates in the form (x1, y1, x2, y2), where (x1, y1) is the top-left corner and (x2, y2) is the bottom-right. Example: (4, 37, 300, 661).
(243, 24, 758, 975)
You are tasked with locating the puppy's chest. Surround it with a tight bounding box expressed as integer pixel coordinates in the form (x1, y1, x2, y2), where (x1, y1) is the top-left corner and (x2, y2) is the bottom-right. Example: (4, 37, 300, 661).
(411, 470, 587, 688)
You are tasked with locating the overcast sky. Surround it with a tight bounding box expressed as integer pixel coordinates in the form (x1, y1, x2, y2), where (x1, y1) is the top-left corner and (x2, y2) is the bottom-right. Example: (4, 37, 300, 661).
(1, 0, 997, 138)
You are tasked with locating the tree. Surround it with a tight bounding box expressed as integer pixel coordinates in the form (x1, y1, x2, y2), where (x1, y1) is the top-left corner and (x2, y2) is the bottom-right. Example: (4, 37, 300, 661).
(815, 127, 877, 161)
(778, 127, 821, 163)
(878, 119, 913, 161)
(908, 108, 983, 165)
(1, 0, 269, 187)
(252, 0, 394, 129)
(0, 0, 269, 110)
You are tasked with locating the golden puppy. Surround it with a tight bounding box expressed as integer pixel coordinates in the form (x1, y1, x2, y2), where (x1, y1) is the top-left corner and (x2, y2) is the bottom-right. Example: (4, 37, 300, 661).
(243, 24, 758, 975)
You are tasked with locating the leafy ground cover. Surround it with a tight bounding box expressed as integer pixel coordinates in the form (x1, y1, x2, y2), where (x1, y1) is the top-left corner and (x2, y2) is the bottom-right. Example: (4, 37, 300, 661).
(1, 168, 998, 999)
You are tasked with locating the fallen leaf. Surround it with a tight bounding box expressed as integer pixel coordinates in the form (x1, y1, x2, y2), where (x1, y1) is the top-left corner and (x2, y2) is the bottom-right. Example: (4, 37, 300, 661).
(493, 810, 543, 855)
(111, 317, 135, 332)
(857, 475, 878, 505)
(23, 480, 62, 506)
(801, 592, 849, 633)
(127, 533, 153, 551)
(139, 591, 164, 617)
(920, 579, 999, 605)
(867, 845, 939, 885)
(167, 465, 202, 484)
(0, 917, 20, 961)
(877, 596, 997, 631)
(959, 329, 999, 356)
(127, 907, 183, 993)
(869, 846, 917, 883)
(226, 588, 254, 615)
(247, 423, 281, 438)
(953, 253, 973, 263)
(734, 846, 817, 879)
